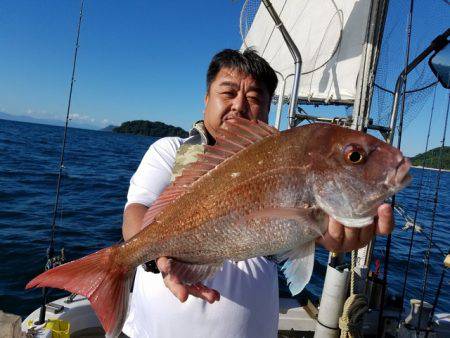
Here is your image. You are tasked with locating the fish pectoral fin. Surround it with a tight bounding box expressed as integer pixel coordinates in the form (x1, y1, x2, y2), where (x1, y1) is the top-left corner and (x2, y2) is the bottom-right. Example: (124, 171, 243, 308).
(277, 240, 315, 296)
(167, 259, 223, 284)
(245, 207, 325, 237)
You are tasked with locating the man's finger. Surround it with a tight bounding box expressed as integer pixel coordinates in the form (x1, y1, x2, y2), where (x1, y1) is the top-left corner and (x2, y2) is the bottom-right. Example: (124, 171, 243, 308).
(359, 223, 376, 248)
(158, 257, 188, 302)
(315, 217, 344, 252)
(343, 226, 360, 252)
(163, 274, 189, 302)
(316, 231, 340, 252)
(328, 218, 345, 246)
(157, 257, 220, 303)
(156, 256, 172, 274)
(376, 204, 394, 235)
(186, 284, 220, 303)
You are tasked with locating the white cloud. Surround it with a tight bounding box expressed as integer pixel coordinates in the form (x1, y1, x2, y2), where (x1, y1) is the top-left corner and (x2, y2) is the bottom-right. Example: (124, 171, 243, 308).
(99, 118, 119, 127)
(25, 109, 89, 122)
(69, 112, 101, 125)
(26, 108, 55, 119)
(24, 108, 113, 128)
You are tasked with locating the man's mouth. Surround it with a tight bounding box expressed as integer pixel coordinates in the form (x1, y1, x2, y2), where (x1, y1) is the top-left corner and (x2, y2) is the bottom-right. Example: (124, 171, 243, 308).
(223, 114, 240, 122)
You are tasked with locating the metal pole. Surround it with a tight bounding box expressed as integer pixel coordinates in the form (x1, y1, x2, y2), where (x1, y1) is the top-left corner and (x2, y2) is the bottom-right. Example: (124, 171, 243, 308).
(36, 0, 84, 325)
(261, 0, 302, 129)
(274, 74, 294, 130)
(387, 28, 450, 144)
(274, 71, 285, 130)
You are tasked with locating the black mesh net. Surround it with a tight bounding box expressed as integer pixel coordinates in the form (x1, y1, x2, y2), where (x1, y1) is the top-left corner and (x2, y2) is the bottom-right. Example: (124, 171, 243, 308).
(373, 0, 449, 127)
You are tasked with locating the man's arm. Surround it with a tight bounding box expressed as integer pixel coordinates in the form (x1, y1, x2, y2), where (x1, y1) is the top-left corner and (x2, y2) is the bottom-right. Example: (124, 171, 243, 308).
(123, 137, 220, 303)
(122, 203, 148, 241)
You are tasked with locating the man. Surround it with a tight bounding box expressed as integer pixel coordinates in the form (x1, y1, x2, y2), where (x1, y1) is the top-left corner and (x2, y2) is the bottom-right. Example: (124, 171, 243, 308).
(122, 49, 394, 337)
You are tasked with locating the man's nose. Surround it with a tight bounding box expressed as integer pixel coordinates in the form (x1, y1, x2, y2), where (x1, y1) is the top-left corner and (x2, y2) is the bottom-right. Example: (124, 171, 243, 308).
(231, 94, 249, 118)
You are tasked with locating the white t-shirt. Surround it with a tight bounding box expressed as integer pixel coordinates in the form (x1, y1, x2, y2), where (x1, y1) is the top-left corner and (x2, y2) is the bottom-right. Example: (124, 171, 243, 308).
(122, 136, 279, 338)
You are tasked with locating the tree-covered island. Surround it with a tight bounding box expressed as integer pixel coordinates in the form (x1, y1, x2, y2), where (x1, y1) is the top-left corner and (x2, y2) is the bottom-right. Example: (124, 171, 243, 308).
(410, 146, 450, 170)
(113, 120, 189, 138)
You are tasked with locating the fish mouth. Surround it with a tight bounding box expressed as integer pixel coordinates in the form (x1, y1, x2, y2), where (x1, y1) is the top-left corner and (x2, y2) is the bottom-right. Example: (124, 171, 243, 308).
(388, 157, 412, 189)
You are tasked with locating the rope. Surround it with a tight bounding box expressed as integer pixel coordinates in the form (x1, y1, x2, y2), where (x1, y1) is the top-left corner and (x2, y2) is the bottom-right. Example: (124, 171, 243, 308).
(374, 80, 438, 95)
(394, 204, 445, 257)
(339, 294, 369, 338)
(339, 251, 368, 337)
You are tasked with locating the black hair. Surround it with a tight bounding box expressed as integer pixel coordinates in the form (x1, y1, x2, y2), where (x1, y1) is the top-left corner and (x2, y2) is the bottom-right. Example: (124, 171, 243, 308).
(206, 49, 278, 99)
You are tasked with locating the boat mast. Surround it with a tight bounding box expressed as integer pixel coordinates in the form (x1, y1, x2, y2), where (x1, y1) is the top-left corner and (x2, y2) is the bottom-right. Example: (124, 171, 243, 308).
(351, 0, 389, 289)
(315, 1, 389, 337)
(351, 0, 389, 132)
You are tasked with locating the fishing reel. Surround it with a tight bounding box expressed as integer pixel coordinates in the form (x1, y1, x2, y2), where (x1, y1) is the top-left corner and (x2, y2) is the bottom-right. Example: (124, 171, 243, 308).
(45, 247, 65, 271)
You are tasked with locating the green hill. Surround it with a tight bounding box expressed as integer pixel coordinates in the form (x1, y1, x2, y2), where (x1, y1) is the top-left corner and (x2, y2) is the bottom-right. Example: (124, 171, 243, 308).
(410, 146, 450, 170)
(113, 120, 188, 138)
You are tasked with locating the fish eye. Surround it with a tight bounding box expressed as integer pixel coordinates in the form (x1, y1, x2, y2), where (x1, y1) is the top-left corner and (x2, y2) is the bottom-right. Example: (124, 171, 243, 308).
(343, 144, 366, 164)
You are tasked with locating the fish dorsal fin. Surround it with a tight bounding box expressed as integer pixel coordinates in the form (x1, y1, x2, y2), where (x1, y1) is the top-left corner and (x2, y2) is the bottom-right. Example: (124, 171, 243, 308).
(141, 117, 279, 229)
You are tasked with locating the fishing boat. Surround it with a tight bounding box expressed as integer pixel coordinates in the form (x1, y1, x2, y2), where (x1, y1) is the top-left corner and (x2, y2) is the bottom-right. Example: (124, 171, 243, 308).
(20, 0, 450, 337)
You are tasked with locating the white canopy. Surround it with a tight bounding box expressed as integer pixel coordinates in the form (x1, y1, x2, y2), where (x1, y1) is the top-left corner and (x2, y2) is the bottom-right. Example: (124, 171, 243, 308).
(241, 0, 373, 104)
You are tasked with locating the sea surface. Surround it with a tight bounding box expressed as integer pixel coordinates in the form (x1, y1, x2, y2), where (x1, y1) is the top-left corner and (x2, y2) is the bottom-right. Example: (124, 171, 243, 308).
(0, 119, 448, 319)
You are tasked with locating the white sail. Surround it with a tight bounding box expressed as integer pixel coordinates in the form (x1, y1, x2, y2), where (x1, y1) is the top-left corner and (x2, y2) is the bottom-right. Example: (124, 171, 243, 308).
(242, 0, 373, 104)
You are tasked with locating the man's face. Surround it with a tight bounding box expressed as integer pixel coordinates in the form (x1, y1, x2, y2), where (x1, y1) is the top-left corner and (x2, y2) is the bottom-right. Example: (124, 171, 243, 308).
(204, 67, 271, 140)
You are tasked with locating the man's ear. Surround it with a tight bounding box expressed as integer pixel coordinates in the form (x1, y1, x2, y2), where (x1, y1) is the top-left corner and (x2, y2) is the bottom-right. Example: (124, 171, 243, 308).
(204, 94, 209, 106)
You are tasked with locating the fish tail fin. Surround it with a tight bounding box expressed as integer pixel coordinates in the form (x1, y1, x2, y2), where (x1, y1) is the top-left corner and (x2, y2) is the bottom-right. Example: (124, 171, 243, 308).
(26, 246, 134, 338)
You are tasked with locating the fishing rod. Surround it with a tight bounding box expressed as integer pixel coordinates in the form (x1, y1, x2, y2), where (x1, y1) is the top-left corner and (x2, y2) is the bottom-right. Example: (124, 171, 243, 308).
(398, 84, 437, 319)
(377, 0, 415, 334)
(377, 20, 450, 338)
(36, 0, 85, 325)
(417, 92, 450, 335)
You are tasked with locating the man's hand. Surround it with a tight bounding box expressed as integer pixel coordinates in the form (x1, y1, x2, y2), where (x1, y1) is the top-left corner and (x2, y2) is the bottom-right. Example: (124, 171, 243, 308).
(316, 203, 394, 252)
(156, 257, 221, 304)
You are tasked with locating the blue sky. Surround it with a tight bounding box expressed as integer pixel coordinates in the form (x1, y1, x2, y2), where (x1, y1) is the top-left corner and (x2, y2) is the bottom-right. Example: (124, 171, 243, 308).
(0, 1, 244, 130)
(0, 0, 449, 156)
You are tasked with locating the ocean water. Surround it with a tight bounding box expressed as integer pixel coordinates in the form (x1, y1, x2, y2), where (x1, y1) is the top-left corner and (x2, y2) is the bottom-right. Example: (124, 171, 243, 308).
(0, 119, 448, 319)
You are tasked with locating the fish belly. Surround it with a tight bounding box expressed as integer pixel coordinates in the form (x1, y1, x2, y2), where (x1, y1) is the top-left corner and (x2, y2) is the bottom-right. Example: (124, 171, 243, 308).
(157, 209, 325, 264)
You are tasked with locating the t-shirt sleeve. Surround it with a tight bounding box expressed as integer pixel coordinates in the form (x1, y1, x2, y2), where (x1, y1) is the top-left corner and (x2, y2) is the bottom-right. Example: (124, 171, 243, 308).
(125, 137, 183, 209)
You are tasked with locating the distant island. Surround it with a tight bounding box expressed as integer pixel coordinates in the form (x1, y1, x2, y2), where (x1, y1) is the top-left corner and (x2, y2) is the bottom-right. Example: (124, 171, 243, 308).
(0, 111, 99, 130)
(410, 146, 450, 170)
(100, 125, 118, 132)
(113, 120, 188, 138)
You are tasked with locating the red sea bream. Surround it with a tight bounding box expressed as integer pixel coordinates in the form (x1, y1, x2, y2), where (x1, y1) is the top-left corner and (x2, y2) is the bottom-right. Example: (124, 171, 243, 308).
(27, 117, 411, 337)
